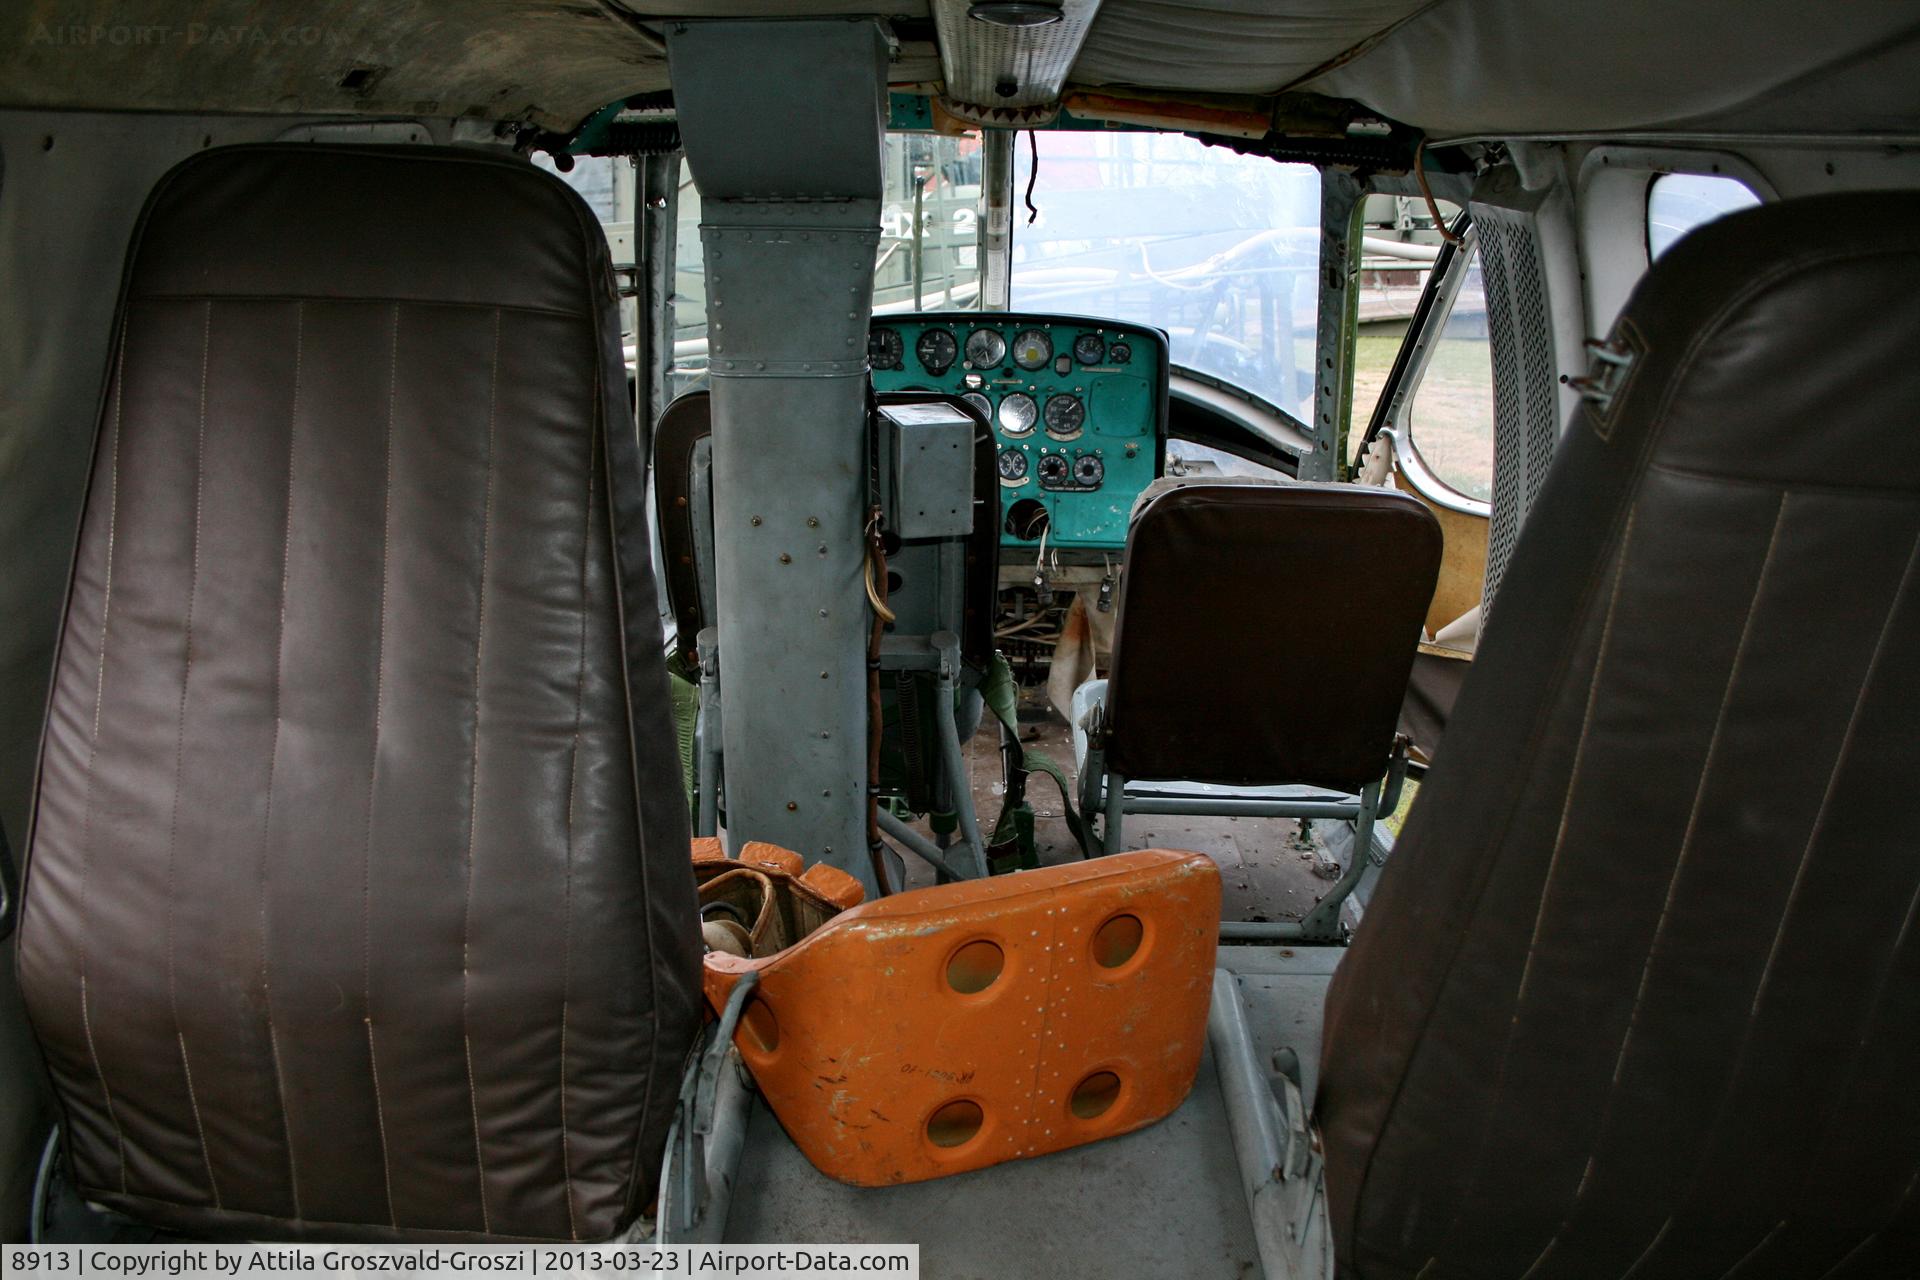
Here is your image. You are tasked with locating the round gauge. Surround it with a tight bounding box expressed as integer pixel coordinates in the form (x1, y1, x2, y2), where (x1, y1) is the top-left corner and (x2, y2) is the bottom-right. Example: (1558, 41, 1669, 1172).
(1037, 453, 1070, 484)
(1043, 394, 1086, 437)
(916, 328, 958, 375)
(961, 391, 993, 421)
(1072, 333, 1106, 365)
(1108, 340, 1133, 364)
(868, 326, 903, 370)
(1073, 455, 1106, 488)
(997, 392, 1038, 436)
(965, 329, 1007, 368)
(1011, 328, 1053, 371)
(996, 447, 1029, 483)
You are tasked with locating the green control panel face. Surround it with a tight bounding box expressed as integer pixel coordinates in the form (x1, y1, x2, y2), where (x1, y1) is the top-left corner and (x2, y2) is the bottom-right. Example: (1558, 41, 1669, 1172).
(868, 312, 1167, 552)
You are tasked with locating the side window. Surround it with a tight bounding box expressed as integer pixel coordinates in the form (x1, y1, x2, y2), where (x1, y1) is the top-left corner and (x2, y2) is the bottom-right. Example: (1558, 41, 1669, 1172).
(1647, 172, 1760, 261)
(1403, 245, 1494, 503)
(1351, 196, 1460, 468)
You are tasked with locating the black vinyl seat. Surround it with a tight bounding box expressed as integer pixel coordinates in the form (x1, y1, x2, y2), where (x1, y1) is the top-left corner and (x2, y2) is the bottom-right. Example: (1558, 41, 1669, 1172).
(16, 145, 701, 1242)
(1318, 193, 1920, 1276)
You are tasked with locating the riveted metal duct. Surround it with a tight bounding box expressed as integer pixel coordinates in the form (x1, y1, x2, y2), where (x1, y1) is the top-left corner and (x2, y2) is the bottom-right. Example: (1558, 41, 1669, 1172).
(932, 0, 1104, 112)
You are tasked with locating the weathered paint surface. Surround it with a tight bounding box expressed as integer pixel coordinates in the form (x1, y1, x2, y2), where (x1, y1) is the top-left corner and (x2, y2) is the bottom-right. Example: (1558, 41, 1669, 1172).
(702, 848, 1221, 1186)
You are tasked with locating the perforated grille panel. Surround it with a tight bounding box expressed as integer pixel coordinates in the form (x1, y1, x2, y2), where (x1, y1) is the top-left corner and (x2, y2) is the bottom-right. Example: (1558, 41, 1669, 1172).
(1473, 206, 1560, 613)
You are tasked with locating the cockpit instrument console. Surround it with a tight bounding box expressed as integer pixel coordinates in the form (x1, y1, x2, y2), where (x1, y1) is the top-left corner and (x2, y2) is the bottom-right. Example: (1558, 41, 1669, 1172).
(869, 313, 1168, 551)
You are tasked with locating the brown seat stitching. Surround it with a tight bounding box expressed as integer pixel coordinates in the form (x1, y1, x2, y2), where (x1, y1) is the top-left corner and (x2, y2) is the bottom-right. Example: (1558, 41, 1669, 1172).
(77, 321, 131, 1191)
(166, 300, 221, 1208)
(459, 308, 503, 1235)
(1436, 510, 1639, 1252)
(363, 302, 401, 1229)
(1514, 492, 1789, 1276)
(1631, 526, 1920, 1277)
(259, 301, 304, 1218)
(558, 359, 597, 1241)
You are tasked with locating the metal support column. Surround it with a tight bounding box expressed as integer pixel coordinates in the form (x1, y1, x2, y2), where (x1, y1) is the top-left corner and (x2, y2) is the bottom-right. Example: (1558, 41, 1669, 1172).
(1306, 171, 1364, 482)
(667, 19, 890, 891)
(978, 129, 1014, 311)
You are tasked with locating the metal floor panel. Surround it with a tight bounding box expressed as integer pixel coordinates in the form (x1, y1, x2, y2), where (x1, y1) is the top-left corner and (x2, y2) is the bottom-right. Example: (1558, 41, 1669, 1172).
(723, 947, 1338, 1276)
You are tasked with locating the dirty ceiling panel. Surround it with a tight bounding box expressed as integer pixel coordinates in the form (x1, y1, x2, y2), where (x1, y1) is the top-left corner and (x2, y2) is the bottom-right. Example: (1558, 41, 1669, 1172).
(1297, 0, 1920, 137)
(4, 1, 672, 130)
(1067, 0, 1424, 96)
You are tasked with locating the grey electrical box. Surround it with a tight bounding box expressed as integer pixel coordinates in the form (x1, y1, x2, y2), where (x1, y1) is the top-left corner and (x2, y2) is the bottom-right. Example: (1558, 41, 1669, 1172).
(882, 402, 975, 540)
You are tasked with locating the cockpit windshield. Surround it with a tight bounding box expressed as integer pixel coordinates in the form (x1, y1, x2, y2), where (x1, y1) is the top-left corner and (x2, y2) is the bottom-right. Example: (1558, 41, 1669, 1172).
(1012, 132, 1322, 421)
(665, 129, 1320, 417)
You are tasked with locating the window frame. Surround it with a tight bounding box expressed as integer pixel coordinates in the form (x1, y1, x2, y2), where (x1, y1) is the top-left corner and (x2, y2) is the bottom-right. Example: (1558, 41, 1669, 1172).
(1644, 169, 1764, 263)
(1367, 215, 1494, 516)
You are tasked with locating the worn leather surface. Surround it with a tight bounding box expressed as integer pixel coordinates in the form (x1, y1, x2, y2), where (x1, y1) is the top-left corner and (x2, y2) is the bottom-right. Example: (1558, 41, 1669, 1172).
(15, 145, 701, 1242)
(1318, 194, 1920, 1277)
(1104, 483, 1440, 791)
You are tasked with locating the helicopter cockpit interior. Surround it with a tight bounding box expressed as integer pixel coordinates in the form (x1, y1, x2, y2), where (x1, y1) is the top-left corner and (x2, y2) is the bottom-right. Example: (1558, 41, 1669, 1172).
(2, 4, 1918, 1277)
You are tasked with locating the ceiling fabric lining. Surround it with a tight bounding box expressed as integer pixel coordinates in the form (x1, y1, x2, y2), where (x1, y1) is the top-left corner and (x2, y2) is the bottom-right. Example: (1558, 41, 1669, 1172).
(1069, 0, 1423, 95)
(1295, 0, 1920, 136)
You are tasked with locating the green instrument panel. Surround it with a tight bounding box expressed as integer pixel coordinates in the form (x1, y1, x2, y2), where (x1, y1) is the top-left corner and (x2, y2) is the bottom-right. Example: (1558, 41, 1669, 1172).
(868, 313, 1167, 552)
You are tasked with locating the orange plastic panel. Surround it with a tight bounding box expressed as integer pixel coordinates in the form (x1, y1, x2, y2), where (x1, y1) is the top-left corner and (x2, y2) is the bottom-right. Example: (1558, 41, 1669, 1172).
(701, 848, 1220, 1186)
(693, 838, 866, 911)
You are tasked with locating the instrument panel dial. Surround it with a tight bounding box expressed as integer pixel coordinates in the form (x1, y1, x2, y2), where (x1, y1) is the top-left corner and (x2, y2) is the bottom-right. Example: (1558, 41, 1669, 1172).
(996, 447, 1029, 483)
(961, 391, 993, 421)
(1012, 328, 1053, 371)
(915, 328, 958, 375)
(1037, 453, 1070, 485)
(868, 326, 904, 370)
(1072, 333, 1106, 366)
(1043, 393, 1086, 438)
(997, 391, 1038, 436)
(1073, 455, 1105, 488)
(965, 329, 1007, 369)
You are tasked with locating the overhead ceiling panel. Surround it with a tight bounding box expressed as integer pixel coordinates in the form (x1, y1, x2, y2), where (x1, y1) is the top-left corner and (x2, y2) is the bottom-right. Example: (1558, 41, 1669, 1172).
(1067, 0, 1425, 96)
(3, 0, 672, 130)
(1298, 0, 1920, 137)
(933, 0, 1106, 110)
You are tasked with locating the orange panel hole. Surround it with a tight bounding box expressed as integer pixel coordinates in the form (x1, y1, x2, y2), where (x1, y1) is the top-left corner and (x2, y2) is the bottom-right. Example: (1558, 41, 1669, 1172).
(926, 1099, 984, 1149)
(742, 996, 780, 1053)
(946, 939, 1005, 994)
(1091, 913, 1144, 969)
(1070, 1070, 1122, 1120)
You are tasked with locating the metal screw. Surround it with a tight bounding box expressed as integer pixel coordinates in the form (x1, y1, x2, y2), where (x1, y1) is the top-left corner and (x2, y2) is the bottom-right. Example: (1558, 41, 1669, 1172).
(750, 515, 762, 526)
(807, 517, 820, 528)
(786, 802, 798, 811)
(779, 553, 792, 564)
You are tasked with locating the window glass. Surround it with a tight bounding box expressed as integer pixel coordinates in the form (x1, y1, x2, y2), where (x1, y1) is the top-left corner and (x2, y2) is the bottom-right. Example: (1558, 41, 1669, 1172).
(1405, 246, 1494, 503)
(1010, 133, 1321, 422)
(1351, 195, 1458, 463)
(1647, 172, 1760, 261)
(671, 132, 986, 397)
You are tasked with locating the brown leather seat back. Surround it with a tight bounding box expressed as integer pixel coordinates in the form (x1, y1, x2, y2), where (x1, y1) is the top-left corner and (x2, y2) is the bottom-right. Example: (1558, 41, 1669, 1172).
(1104, 483, 1440, 791)
(16, 145, 701, 1242)
(1318, 193, 1920, 1277)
